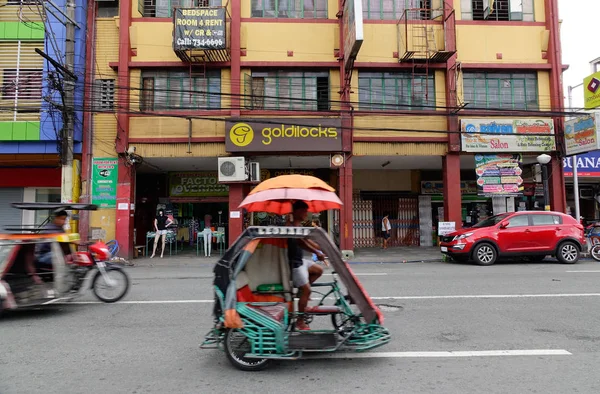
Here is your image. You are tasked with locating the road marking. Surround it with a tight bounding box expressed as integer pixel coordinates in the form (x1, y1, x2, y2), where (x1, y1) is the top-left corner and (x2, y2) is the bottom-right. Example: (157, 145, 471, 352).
(306, 349, 572, 359)
(566, 270, 600, 273)
(61, 293, 600, 305)
(324, 273, 388, 276)
(372, 293, 600, 300)
(66, 300, 214, 305)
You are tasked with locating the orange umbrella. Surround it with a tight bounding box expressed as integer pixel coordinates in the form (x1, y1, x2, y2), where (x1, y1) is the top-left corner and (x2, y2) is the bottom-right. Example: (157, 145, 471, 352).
(249, 174, 334, 195)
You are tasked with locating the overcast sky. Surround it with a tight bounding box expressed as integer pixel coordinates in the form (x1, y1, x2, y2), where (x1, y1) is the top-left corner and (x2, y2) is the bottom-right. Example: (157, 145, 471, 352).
(559, 0, 600, 108)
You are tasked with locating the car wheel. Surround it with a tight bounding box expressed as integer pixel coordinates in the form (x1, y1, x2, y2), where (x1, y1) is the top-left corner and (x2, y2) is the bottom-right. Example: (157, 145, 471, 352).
(472, 243, 497, 266)
(556, 241, 580, 264)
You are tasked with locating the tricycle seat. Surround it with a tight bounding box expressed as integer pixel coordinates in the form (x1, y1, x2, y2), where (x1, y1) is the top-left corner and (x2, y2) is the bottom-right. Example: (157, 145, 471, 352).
(249, 304, 287, 322)
(305, 305, 342, 314)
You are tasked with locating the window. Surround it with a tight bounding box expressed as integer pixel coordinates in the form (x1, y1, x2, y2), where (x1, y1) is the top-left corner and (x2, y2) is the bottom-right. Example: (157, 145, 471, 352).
(362, 0, 432, 21)
(358, 71, 435, 110)
(531, 214, 562, 226)
(98, 0, 119, 18)
(7, 0, 38, 5)
(245, 71, 330, 111)
(140, 70, 221, 111)
(506, 215, 528, 228)
(2, 69, 43, 101)
(34, 189, 61, 227)
(94, 79, 115, 111)
(463, 72, 538, 110)
(140, 0, 221, 18)
(251, 0, 328, 18)
(462, 0, 534, 21)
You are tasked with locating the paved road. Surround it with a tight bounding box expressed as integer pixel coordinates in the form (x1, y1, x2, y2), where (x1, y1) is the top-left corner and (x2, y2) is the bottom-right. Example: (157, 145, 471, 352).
(3, 259, 600, 393)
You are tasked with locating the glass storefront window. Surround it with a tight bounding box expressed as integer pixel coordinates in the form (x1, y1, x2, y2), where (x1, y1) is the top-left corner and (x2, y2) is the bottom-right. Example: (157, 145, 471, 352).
(34, 189, 61, 226)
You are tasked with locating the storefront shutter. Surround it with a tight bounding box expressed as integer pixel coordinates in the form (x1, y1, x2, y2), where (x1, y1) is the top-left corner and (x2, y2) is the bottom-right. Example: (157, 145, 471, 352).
(0, 188, 24, 229)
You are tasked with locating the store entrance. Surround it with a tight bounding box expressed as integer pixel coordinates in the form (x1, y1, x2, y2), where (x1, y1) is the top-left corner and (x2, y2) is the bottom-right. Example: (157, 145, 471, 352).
(171, 201, 229, 254)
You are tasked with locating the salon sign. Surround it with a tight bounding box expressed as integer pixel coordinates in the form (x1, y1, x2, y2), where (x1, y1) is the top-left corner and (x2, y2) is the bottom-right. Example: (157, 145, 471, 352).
(460, 119, 556, 153)
(169, 172, 229, 197)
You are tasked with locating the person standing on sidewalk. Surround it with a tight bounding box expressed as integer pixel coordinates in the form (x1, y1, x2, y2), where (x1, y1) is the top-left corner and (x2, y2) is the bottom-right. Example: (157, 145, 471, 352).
(382, 213, 391, 249)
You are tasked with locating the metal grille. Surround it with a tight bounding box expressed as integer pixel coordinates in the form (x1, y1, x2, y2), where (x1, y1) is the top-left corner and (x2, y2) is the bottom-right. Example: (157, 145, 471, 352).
(352, 193, 374, 248)
(140, 0, 222, 17)
(251, 0, 328, 18)
(94, 79, 115, 111)
(354, 194, 420, 248)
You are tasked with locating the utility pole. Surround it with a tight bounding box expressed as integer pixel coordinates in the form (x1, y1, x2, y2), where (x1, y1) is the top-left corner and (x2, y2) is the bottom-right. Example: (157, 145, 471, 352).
(61, 0, 76, 206)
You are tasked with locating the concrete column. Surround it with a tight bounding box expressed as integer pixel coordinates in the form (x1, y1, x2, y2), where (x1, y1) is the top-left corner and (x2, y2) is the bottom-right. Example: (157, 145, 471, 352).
(443, 154, 462, 229)
(115, 157, 135, 259)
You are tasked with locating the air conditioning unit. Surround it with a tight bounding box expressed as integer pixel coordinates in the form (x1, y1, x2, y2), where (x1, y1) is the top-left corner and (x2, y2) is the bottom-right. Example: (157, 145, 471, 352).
(218, 157, 246, 182)
(249, 161, 260, 182)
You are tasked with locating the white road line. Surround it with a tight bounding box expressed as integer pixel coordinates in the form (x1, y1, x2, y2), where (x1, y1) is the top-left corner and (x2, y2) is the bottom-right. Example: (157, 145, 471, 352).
(66, 300, 214, 305)
(306, 349, 572, 359)
(566, 270, 600, 273)
(372, 293, 600, 300)
(323, 273, 388, 276)
(61, 293, 600, 305)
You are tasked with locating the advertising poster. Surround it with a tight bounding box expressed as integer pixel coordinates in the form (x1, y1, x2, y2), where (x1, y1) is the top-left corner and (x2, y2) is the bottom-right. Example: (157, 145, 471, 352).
(91, 158, 118, 208)
(475, 154, 523, 197)
(564, 113, 600, 156)
(461, 119, 555, 153)
(173, 8, 226, 51)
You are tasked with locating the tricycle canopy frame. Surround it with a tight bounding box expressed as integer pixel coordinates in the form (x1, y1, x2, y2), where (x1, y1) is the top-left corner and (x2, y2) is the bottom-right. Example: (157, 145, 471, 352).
(214, 226, 383, 325)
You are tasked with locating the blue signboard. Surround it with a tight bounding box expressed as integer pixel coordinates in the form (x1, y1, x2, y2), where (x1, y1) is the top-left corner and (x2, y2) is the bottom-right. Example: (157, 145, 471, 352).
(564, 150, 600, 176)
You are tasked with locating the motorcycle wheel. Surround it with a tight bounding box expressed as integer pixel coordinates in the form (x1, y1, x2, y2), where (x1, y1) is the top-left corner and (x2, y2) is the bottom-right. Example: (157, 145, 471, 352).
(591, 245, 600, 262)
(91, 266, 130, 303)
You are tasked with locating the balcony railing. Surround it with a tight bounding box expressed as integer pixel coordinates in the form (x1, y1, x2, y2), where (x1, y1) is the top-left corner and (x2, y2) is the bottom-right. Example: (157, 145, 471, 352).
(397, 7, 455, 63)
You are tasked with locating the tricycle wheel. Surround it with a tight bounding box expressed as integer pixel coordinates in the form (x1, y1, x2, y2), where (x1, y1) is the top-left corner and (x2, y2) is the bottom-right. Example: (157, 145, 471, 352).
(224, 329, 270, 371)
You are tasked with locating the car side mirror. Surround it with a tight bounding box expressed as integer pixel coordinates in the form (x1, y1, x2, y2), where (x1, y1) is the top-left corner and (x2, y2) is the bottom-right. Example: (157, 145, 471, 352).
(499, 222, 508, 229)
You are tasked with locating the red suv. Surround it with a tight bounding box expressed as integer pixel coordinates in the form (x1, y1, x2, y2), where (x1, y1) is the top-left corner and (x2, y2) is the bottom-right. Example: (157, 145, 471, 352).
(439, 211, 585, 266)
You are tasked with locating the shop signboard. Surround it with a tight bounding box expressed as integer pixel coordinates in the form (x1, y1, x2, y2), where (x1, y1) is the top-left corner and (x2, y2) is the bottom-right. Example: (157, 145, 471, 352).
(225, 118, 342, 152)
(584, 71, 600, 110)
(342, 0, 364, 71)
(173, 8, 226, 51)
(475, 154, 524, 197)
(460, 119, 555, 153)
(421, 181, 478, 195)
(169, 172, 229, 197)
(91, 158, 118, 208)
(564, 151, 600, 177)
(564, 113, 600, 156)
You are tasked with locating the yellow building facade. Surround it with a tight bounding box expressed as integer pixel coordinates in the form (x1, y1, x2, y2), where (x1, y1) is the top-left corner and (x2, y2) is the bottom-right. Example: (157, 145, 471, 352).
(86, 0, 566, 257)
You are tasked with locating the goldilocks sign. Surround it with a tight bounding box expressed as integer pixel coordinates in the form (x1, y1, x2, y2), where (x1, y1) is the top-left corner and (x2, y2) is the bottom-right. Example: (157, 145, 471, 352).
(225, 118, 342, 152)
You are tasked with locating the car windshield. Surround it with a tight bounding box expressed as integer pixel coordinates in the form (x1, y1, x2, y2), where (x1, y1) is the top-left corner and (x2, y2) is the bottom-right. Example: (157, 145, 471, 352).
(471, 214, 511, 228)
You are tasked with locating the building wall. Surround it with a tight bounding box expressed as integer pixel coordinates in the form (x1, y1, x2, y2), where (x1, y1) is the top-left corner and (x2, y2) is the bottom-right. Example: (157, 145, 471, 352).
(89, 0, 565, 252)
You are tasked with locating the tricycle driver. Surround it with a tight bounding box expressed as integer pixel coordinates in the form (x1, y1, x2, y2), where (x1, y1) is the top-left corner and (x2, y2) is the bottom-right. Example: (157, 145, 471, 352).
(287, 200, 326, 331)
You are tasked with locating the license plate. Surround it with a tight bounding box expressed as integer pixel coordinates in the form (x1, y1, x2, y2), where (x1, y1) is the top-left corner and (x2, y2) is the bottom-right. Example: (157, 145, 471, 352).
(441, 247, 448, 252)
(97, 261, 106, 268)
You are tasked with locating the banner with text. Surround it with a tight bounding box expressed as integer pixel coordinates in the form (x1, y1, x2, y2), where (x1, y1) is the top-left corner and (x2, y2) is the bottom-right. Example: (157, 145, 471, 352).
(169, 172, 229, 197)
(91, 158, 118, 208)
(475, 154, 523, 197)
(564, 151, 600, 177)
(564, 113, 600, 156)
(173, 8, 226, 51)
(461, 119, 555, 153)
